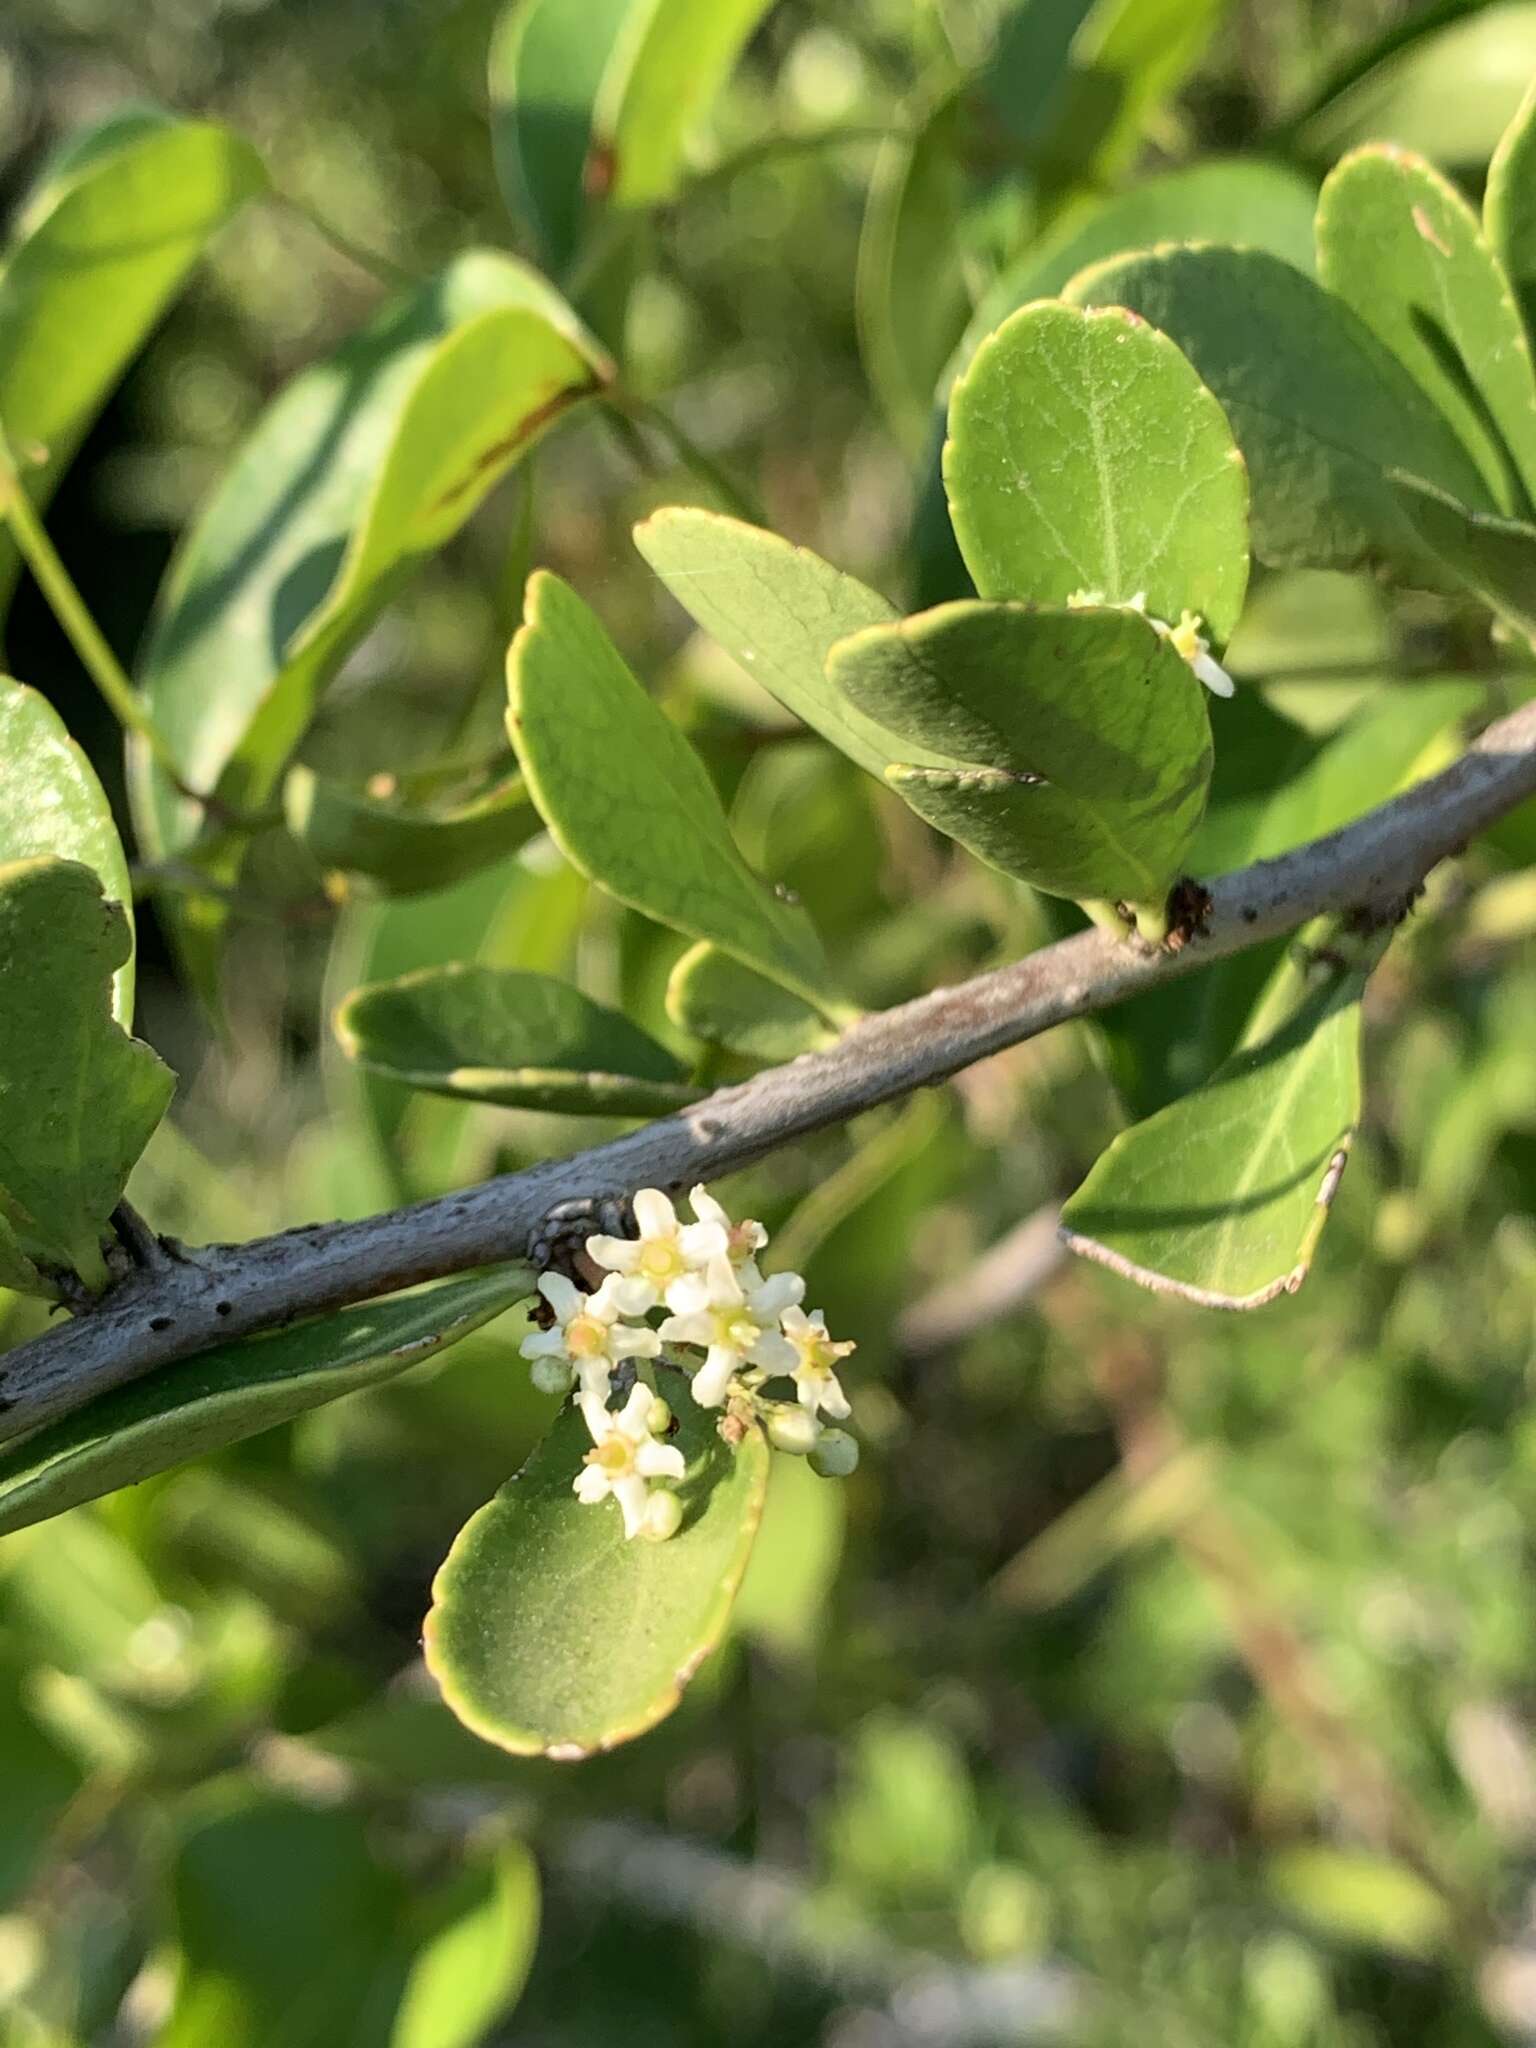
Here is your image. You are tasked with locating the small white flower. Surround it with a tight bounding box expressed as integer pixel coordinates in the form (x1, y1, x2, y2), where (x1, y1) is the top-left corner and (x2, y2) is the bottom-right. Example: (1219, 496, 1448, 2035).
(572, 1382, 686, 1539)
(781, 1305, 855, 1420)
(1068, 589, 1235, 698)
(659, 1255, 803, 1408)
(520, 1269, 659, 1403)
(688, 1183, 769, 1289)
(586, 1186, 728, 1313)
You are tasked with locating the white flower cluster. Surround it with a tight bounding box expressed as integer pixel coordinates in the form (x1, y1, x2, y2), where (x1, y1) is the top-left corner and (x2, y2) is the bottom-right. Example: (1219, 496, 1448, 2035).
(521, 1186, 858, 1542)
(1066, 587, 1235, 698)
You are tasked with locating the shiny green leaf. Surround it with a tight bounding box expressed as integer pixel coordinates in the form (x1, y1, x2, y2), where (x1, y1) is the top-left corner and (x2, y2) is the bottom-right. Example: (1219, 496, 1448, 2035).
(1488, 73, 1536, 337)
(285, 764, 537, 896)
(391, 1844, 540, 2048)
(0, 859, 172, 1289)
(1392, 470, 1536, 643)
(0, 110, 264, 615)
(592, 0, 775, 207)
(1317, 143, 1536, 514)
(666, 941, 835, 1062)
(0, 1268, 533, 1538)
(507, 570, 836, 1010)
(634, 506, 940, 781)
(945, 299, 1249, 639)
(488, 0, 634, 274)
(336, 963, 697, 1115)
(136, 251, 607, 864)
(1061, 962, 1364, 1308)
(0, 675, 134, 1020)
(829, 601, 1211, 903)
(1066, 243, 1492, 575)
(425, 1372, 769, 1757)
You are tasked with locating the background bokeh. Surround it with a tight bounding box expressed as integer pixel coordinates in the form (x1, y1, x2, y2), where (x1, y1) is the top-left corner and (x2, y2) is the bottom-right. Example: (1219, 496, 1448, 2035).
(7, 2, 1536, 2042)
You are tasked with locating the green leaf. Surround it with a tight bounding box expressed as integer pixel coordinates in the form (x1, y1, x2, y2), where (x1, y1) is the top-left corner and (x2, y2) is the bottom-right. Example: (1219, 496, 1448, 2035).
(488, 0, 635, 275)
(1392, 469, 1536, 643)
(1291, 2, 1536, 171)
(159, 1792, 402, 2048)
(0, 675, 134, 1020)
(506, 570, 837, 1010)
(1267, 1847, 1450, 1960)
(0, 1656, 83, 1910)
(136, 251, 608, 863)
(391, 1845, 540, 2048)
(335, 964, 698, 1116)
(634, 506, 945, 781)
(666, 941, 835, 1062)
(591, 0, 775, 208)
(285, 764, 537, 896)
(0, 1269, 533, 1539)
(1066, 244, 1494, 577)
(425, 1371, 769, 1757)
(1316, 143, 1536, 515)
(856, 87, 977, 451)
(1061, 962, 1365, 1308)
(1047, 0, 1232, 183)
(0, 858, 173, 1288)
(1488, 74, 1536, 339)
(0, 110, 264, 616)
(828, 602, 1211, 904)
(945, 299, 1249, 639)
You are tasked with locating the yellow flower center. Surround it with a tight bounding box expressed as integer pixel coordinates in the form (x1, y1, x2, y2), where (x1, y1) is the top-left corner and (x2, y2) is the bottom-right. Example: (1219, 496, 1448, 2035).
(639, 1238, 683, 1283)
(1169, 611, 1205, 663)
(714, 1309, 759, 1353)
(590, 1436, 634, 1477)
(565, 1314, 607, 1360)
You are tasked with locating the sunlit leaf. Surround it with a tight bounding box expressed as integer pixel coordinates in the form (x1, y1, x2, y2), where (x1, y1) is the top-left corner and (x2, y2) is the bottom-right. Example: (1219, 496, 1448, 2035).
(1487, 73, 1536, 337)
(592, 0, 774, 208)
(0, 109, 264, 616)
(1062, 960, 1365, 1308)
(666, 941, 834, 1062)
(1316, 143, 1536, 514)
(0, 859, 173, 1289)
(945, 299, 1249, 640)
(0, 1269, 533, 1538)
(1066, 243, 1492, 576)
(425, 1373, 769, 1757)
(507, 570, 837, 1009)
(829, 601, 1210, 904)
(1392, 471, 1536, 642)
(336, 963, 698, 1115)
(285, 764, 538, 896)
(0, 674, 134, 1020)
(392, 1844, 540, 2048)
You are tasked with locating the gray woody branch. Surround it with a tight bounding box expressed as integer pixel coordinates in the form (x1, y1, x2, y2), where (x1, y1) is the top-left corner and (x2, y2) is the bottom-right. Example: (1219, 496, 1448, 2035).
(4, 695, 1536, 1449)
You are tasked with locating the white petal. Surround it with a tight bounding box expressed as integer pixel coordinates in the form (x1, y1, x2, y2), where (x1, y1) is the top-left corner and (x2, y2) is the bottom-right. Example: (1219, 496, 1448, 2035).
(587, 1272, 632, 1320)
(519, 1327, 567, 1360)
(632, 1188, 678, 1239)
(690, 1348, 737, 1407)
(820, 1373, 852, 1420)
(609, 1323, 662, 1360)
(636, 1442, 685, 1481)
(576, 1361, 613, 1403)
(1194, 649, 1235, 699)
(748, 1330, 798, 1374)
(736, 1258, 766, 1293)
(658, 1308, 714, 1347)
(574, 1465, 609, 1503)
(701, 1255, 744, 1311)
(688, 1185, 729, 1229)
(662, 1270, 711, 1317)
(613, 1473, 650, 1539)
(578, 1390, 613, 1441)
(611, 1273, 658, 1315)
(676, 1218, 728, 1263)
(751, 1271, 805, 1317)
(796, 1379, 820, 1415)
(616, 1382, 654, 1435)
(539, 1271, 582, 1319)
(585, 1235, 641, 1274)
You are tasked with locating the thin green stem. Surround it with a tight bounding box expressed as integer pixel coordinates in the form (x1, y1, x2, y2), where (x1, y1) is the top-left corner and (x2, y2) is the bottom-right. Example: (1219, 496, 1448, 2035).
(270, 189, 418, 289)
(0, 434, 183, 780)
(680, 121, 898, 202)
(609, 389, 766, 527)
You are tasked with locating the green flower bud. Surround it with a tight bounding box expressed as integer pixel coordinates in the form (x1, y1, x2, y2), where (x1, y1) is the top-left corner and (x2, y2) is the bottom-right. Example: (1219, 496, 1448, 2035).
(646, 1396, 673, 1436)
(640, 1489, 683, 1543)
(529, 1355, 573, 1398)
(810, 1428, 859, 1479)
(766, 1405, 821, 1456)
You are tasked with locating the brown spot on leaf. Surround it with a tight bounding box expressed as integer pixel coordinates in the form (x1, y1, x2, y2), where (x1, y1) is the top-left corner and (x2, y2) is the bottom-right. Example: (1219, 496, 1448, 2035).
(1412, 204, 1453, 258)
(430, 373, 604, 513)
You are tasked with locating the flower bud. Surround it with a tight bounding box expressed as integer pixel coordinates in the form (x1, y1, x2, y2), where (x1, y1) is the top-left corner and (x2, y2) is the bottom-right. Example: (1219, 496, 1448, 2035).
(765, 1405, 821, 1456)
(810, 1428, 859, 1479)
(640, 1489, 683, 1543)
(529, 1355, 573, 1398)
(646, 1396, 673, 1436)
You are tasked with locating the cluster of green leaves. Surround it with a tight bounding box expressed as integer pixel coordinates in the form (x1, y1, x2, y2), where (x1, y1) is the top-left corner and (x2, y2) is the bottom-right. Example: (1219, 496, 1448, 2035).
(11, 1, 1536, 2041)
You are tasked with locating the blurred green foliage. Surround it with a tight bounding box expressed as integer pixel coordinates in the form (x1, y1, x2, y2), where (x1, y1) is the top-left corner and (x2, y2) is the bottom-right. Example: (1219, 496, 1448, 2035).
(7, 1, 1536, 2043)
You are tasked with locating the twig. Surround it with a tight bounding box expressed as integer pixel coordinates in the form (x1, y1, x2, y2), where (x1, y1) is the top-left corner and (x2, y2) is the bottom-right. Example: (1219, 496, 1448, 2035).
(897, 1204, 1066, 1358)
(2, 696, 1536, 1445)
